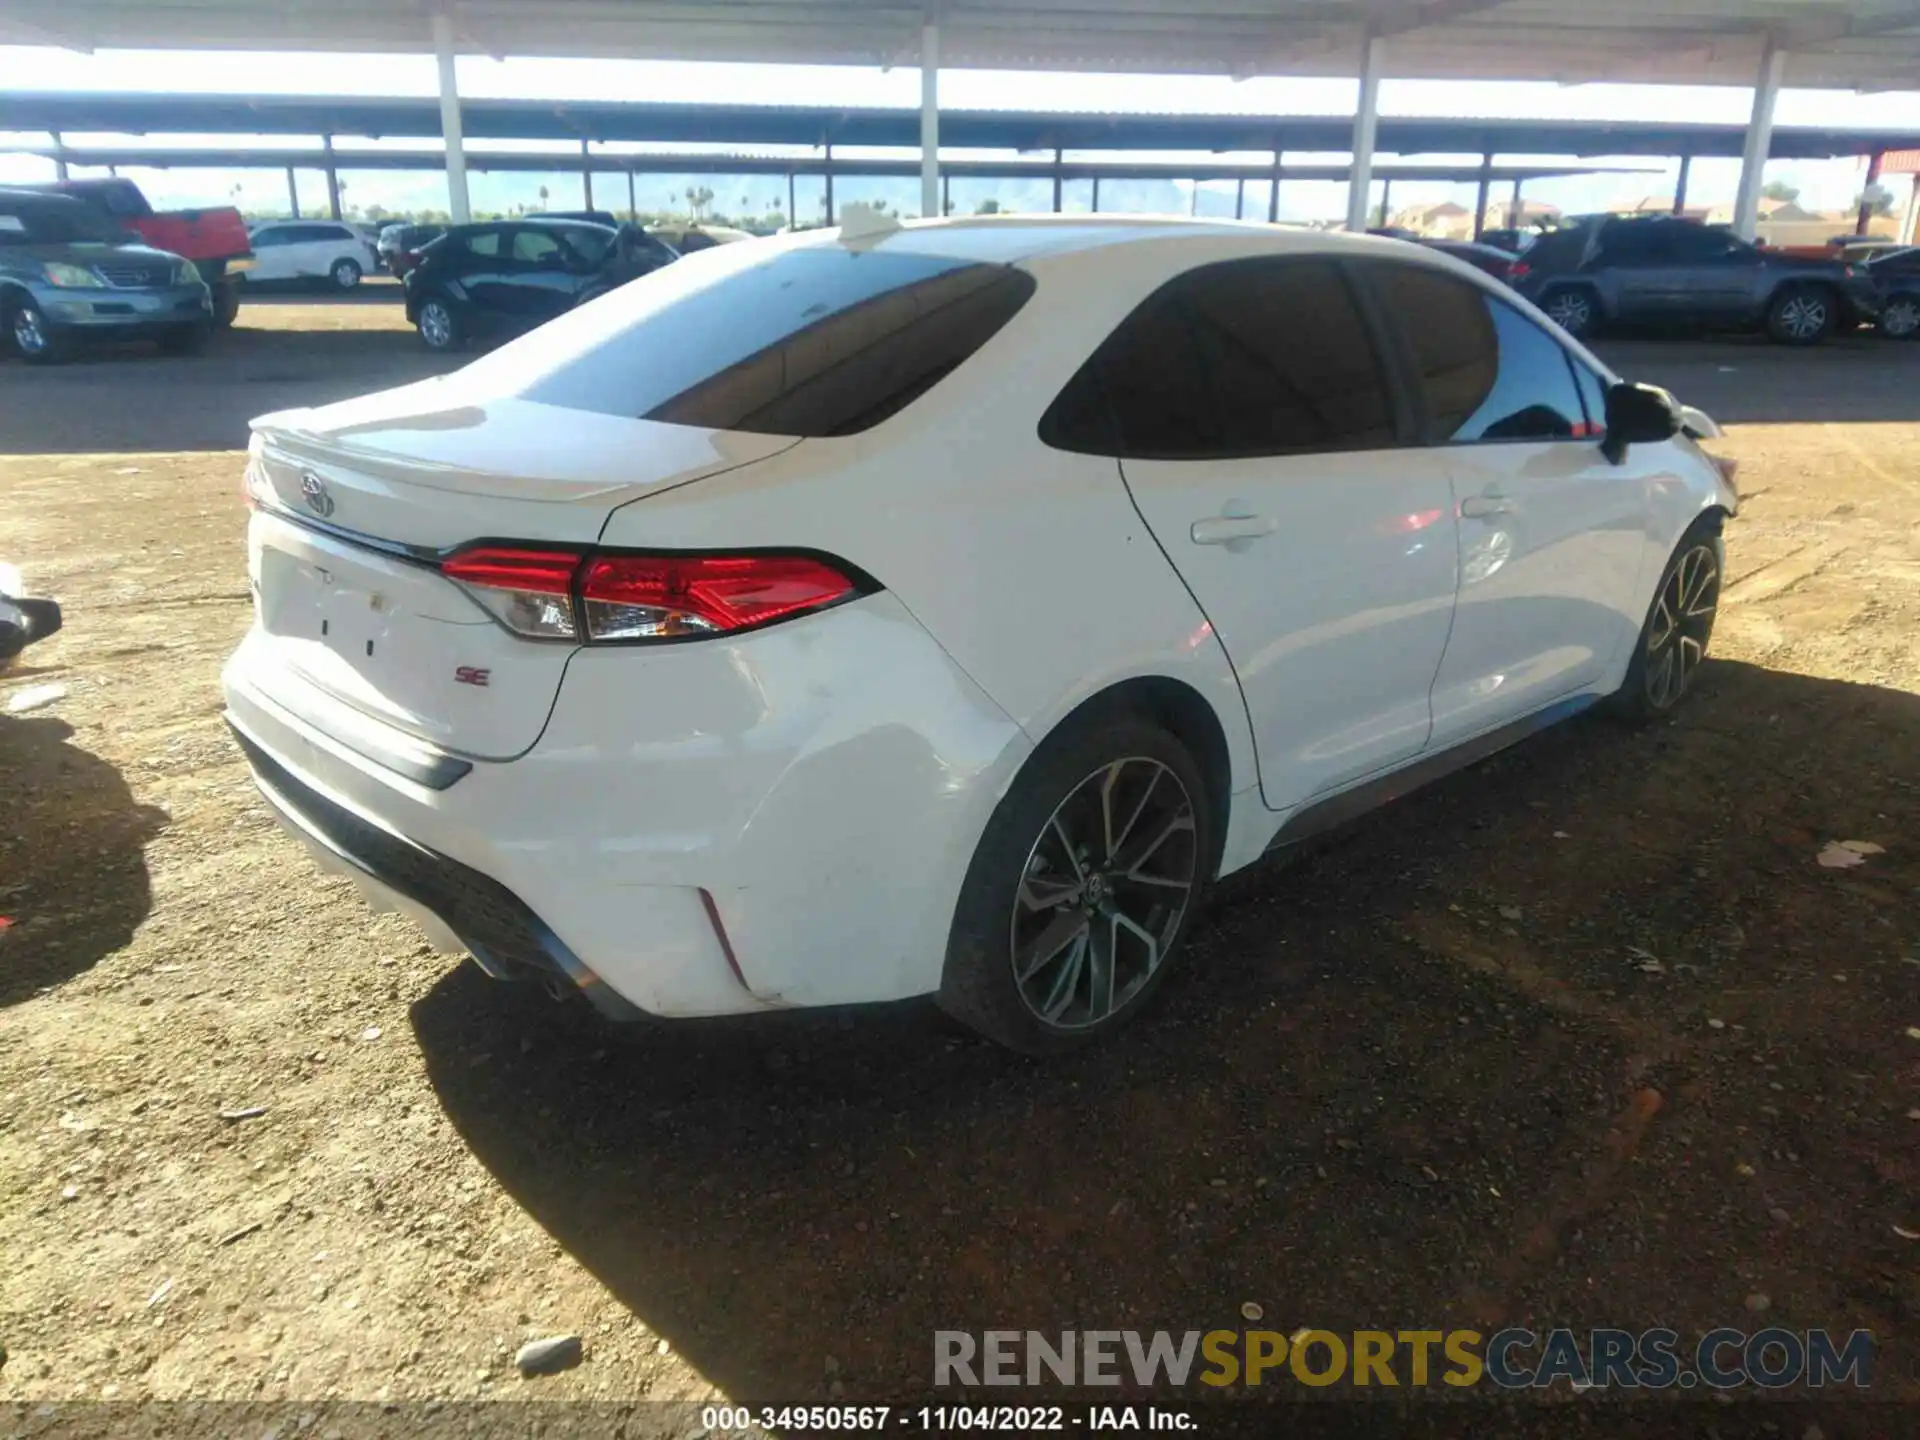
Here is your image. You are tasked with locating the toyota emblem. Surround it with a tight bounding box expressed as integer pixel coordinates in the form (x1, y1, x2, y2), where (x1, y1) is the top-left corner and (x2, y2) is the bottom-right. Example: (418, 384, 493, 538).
(300, 471, 335, 518)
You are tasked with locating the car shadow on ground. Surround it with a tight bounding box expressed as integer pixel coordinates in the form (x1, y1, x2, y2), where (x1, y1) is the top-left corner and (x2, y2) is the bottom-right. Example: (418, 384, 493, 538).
(0, 715, 170, 1005)
(410, 659, 1919, 1411)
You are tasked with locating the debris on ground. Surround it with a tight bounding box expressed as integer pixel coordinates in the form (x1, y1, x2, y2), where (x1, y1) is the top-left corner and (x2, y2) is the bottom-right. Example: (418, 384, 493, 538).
(514, 1335, 583, 1376)
(4, 684, 67, 715)
(217, 1106, 268, 1122)
(1817, 839, 1885, 868)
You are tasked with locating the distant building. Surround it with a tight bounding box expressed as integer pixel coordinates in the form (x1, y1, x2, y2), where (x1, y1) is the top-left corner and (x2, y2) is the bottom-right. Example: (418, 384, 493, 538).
(1390, 200, 1471, 238)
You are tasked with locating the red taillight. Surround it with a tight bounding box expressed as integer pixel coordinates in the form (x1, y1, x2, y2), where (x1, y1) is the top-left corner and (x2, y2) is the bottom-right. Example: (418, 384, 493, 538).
(1509, 260, 1531, 280)
(580, 553, 857, 641)
(438, 545, 861, 644)
(441, 546, 583, 640)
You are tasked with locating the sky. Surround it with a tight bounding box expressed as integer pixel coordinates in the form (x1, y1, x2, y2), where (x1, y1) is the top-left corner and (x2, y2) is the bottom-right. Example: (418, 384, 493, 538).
(0, 44, 1915, 225)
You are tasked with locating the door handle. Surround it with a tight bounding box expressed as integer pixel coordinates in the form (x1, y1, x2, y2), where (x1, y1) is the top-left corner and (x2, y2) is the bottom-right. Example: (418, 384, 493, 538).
(1459, 493, 1513, 519)
(1191, 510, 1278, 547)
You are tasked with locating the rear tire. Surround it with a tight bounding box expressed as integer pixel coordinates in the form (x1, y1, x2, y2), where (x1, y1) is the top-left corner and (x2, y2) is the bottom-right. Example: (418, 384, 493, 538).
(416, 296, 464, 352)
(1539, 284, 1599, 339)
(1765, 285, 1835, 345)
(937, 713, 1214, 1055)
(1607, 518, 1723, 724)
(330, 258, 363, 290)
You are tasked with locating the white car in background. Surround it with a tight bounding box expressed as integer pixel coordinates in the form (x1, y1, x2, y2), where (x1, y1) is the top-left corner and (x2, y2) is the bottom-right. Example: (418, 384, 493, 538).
(242, 220, 377, 289)
(223, 216, 1735, 1053)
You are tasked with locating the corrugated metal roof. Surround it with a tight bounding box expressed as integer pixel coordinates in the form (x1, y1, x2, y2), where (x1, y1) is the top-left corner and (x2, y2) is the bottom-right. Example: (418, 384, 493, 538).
(4, 1, 1920, 89)
(3, 93, 1915, 159)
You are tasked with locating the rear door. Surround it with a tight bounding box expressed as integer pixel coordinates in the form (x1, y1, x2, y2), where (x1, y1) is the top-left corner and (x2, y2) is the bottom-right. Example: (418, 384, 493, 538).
(1597, 222, 1678, 320)
(1084, 255, 1461, 809)
(1360, 259, 1649, 742)
(1661, 222, 1766, 319)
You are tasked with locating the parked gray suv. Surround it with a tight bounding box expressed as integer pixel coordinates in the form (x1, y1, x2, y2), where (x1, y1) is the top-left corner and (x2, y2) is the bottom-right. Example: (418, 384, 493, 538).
(0, 187, 212, 363)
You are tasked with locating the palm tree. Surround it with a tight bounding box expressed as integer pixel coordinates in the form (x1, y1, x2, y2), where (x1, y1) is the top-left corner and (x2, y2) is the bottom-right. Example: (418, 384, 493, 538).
(537, 184, 550, 209)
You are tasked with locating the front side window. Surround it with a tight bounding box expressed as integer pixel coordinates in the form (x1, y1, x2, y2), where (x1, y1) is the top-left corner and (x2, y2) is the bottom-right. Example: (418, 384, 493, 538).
(1041, 257, 1398, 460)
(1366, 262, 1586, 443)
(468, 243, 1035, 436)
(511, 229, 563, 264)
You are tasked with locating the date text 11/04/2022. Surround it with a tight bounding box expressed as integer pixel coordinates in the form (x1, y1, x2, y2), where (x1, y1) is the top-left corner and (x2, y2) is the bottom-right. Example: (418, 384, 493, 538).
(701, 1407, 1194, 1433)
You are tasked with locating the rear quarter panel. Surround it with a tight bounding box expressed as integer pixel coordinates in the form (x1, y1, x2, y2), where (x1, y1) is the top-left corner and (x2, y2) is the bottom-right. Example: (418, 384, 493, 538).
(593, 234, 1274, 870)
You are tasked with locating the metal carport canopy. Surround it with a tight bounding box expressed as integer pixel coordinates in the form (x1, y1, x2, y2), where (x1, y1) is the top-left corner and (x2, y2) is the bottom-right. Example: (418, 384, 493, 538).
(6, 1, 1920, 89)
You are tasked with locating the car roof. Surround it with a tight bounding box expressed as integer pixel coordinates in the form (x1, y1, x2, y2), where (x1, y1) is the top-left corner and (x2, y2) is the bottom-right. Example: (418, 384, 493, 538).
(0, 186, 88, 211)
(774, 214, 1428, 266)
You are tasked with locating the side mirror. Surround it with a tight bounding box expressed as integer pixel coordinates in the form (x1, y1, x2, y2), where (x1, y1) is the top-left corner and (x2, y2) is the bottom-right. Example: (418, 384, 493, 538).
(1600, 381, 1682, 464)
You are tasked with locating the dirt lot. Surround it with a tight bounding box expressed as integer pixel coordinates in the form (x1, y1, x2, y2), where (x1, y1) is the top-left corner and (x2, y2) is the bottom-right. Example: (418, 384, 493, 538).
(1, 304, 1918, 1435)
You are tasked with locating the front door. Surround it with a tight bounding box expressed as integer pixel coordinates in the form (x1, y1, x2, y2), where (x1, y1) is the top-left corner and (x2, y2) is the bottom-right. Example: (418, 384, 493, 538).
(1097, 256, 1461, 810)
(1359, 260, 1650, 744)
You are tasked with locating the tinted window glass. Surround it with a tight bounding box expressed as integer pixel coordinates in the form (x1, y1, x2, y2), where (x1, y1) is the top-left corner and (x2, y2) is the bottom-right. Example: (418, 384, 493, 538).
(1598, 223, 1665, 265)
(563, 227, 613, 265)
(678, 231, 719, 253)
(1517, 227, 1589, 272)
(250, 228, 289, 248)
(511, 228, 563, 263)
(461, 230, 503, 258)
(480, 245, 1034, 436)
(1042, 257, 1397, 460)
(1664, 224, 1744, 262)
(0, 200, 126, 245)
(1370, 262, 1584, 442)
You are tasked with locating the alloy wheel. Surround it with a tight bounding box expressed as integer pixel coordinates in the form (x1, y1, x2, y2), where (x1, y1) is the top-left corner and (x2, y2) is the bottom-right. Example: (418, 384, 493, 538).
(332, 261, 361, 289)
(1777, 294, 1828, 341)
(1644, 544, 1719, 710)
(1883, 297, 1920, 339)
(1009, 757, 1198, 1031)
(12, 307, 46, 355)
(420, 303, 453, 348)
(1544, 291, 1592, 334)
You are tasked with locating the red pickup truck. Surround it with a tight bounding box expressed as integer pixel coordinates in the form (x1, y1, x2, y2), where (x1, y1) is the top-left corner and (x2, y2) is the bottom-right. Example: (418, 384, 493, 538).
(23, 178, 253, 327)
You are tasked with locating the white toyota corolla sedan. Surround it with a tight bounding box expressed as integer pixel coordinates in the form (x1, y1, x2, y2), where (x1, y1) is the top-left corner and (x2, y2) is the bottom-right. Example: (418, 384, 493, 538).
(224, 215, 1736, 1053)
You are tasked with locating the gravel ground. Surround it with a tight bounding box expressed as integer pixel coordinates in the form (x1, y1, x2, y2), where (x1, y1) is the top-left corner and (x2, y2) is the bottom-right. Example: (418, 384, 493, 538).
(0, 310, 1917, 1437)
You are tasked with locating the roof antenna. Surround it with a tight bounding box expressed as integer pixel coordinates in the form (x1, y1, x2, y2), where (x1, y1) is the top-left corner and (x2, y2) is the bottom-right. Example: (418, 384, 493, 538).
(838, 202, 903, 245)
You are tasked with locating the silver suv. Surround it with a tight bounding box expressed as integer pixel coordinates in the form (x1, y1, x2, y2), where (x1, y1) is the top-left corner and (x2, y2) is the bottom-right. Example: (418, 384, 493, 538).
(0, 188, 212, 363)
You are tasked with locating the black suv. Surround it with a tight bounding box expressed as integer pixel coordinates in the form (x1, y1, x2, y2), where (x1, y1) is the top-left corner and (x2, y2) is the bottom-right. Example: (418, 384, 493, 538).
(1864, 246, 1920, 339)
(403, 219, 678, 351)
(1512, 216, 1879, 345)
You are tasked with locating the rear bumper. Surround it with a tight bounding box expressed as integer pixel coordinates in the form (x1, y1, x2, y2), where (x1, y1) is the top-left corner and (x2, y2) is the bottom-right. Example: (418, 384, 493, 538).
(221, 591, 1030, 1020)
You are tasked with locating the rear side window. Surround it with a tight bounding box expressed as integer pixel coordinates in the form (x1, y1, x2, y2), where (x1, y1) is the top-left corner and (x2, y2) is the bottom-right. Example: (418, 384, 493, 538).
(498, 246, 1036, 436)
(462, 230, 504, 258)
(1042, 257, 1398, 459)
(1518, 228, 1590, 272)
(1366, 262, 1586, 443)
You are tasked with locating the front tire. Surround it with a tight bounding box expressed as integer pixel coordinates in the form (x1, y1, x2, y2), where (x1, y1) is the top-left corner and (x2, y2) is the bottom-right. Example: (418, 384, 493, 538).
(8, 300, 65, 364)
(1608, 520, 1723, 724)
(329, 258, 363, 290)
(415, 296, 464, 352)
(1880, 293, 1920, 340)
(1766, 285, 1835, 345)
(938, 714, 1213, 1054)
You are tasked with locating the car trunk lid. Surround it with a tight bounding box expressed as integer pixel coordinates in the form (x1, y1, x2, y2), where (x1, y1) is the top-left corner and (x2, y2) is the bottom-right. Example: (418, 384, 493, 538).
(245, 381, 797, 760)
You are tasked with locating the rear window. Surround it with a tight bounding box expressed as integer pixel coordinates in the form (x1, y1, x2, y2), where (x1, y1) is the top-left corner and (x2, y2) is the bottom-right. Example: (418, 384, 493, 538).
(479, 244, 1036, 436)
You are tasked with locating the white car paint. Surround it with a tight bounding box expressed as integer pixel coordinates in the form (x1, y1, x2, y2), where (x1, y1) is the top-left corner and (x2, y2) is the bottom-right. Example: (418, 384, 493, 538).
(223, 216, 1735, 1032)
(244, 221, 375, 284)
